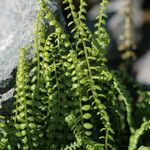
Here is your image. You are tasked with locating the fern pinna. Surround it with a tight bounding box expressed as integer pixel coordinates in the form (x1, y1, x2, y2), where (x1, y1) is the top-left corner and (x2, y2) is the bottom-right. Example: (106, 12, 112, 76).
(0, 0, 150, 150)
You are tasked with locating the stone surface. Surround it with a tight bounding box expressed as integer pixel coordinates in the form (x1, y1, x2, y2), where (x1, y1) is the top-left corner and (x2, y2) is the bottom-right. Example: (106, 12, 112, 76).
(0, 0, 64, 110)
(134, 50, 150, 85)
(0, 0, 39, 83)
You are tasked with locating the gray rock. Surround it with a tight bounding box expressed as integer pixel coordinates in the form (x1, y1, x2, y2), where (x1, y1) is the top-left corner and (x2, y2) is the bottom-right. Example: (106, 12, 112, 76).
(0, 0, 64, 112)
(0, 0, 39, 82)
(134, 50, 150, 85)
(0, 89, 15, 116)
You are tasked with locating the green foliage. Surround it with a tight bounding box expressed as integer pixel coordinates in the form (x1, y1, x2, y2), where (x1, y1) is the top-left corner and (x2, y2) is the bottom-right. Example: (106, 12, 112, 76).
(0, 0, 150, 149)
(129, 120, 150, 150)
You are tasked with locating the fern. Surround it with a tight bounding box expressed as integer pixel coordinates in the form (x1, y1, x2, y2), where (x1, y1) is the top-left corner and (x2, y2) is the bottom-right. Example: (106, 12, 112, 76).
(0, 115, 8, 149)
(62, 0, 115, 149)
(112, 74, 135, 133)
(0, 0, 149, 149)
(128, 120, 150, 150)
(138, 146, 150, 150)
(12, 47, 38, 149)
(95, 0, 109, 49)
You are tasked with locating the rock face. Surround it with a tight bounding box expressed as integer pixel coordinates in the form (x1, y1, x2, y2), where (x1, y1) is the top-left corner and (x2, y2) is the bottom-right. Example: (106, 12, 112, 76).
(0, 0, 64, 111)
(0, 0, 38, 83)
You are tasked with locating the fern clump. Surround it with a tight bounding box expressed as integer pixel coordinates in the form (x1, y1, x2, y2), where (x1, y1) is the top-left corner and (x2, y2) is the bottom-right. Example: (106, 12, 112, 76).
(0, 0, 150, 149)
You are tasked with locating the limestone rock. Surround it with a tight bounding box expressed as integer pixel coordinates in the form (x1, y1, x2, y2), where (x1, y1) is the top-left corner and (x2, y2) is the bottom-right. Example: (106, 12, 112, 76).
(0, 0, 64, 111)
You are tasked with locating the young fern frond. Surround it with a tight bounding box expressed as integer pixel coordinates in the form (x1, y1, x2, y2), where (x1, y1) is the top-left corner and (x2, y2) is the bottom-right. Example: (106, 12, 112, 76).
(78, 0, 88, 21)
(128, 120, 150, 150)
(113, 74, 135, 134)
(29, 2, 48, 145)
(14, 48, 37, 149)
(95, 0, 109, 49)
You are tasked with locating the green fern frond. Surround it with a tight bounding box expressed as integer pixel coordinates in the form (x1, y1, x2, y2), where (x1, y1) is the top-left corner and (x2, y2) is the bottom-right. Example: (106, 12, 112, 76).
(95, 0, 109, 49)
(43, 32, 69, 147)
(29, 2, 49, 146)
(113, 74, 135, 134)
(65, 112, 83, 149)
(78, 0, 88, 21)
(128, 120, 150, 150)
(13, 47, 38, 149)
(0, 115, 8, 149)
(138, 146, 150, 150)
